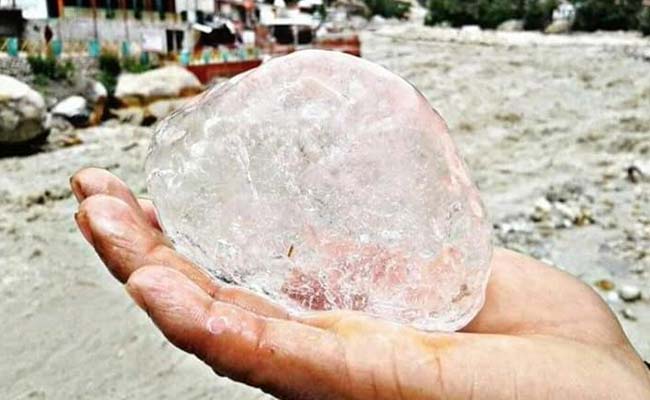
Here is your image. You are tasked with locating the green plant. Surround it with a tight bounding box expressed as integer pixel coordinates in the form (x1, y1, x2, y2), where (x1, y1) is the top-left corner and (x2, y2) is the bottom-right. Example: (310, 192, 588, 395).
(425, 0, 479, 26)
(121, 55, 157, 73)
(523, 0, 557, 29)
(97, 52, 121, 95)
(364, 0, 412, 19)
(425, 0, 522, 28)
(27, 55, 75, 83)
(639, 7, 650, 35)
(477, 0, 521, 28)
(573, 0, 643, 31)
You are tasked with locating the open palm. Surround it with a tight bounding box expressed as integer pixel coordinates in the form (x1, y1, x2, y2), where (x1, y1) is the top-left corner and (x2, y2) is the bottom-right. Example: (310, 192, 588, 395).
(71, 168, 650, 399)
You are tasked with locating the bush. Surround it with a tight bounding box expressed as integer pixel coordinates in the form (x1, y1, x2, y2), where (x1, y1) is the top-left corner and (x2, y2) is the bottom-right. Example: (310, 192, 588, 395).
(425, 0, 479, 26)
(477, 0, 521, 28)
(121, 56, 155, 73)
(640, 7, 650, 35)
(27, 55, 74, 83)
(523, 0, 557, 30)
(97, 52, 121, 95)
(425, 0, 521, 28)
(364, 0, 412, 19)
(573, 0, 643, 31)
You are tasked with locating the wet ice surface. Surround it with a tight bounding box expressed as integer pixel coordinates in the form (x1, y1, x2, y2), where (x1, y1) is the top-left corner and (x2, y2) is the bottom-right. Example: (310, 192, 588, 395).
(146, 50, 492, 331)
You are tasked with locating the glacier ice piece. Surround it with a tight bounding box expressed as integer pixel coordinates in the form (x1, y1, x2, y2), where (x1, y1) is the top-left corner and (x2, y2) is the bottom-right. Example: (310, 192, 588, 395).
(145, 50, 492, 331)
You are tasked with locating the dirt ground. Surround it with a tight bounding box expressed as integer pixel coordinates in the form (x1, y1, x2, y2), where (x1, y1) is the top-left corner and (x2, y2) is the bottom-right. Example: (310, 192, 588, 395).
(2, 24, 649, 399)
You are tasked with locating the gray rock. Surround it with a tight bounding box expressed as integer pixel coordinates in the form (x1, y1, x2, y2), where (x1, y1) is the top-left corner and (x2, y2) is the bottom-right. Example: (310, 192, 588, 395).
(0, 75, 48, 144)
(497, 19, 524, 32)
(115, 66, 202, 107)
(621, 308, 637, 321)
(85, 80, 107, 103)
(370, 15, 386, 25)
(146, 98, 191, 122)
(51, 96, 90, 127)
(618, 285, 642, 302)
(545, 20, 572, 34)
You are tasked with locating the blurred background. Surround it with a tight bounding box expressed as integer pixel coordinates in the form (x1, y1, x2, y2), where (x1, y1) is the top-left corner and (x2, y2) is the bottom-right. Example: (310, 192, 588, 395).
(1, 0, 649, 398)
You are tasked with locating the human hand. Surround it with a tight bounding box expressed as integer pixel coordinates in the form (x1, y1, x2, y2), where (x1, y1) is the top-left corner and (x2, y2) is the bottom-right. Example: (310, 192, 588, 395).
(71, 168, 650, 400)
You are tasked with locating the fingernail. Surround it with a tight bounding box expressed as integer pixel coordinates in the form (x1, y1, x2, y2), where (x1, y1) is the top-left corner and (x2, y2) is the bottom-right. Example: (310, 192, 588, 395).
(74, 211, 94, 246)
(70, 176, 85, 203)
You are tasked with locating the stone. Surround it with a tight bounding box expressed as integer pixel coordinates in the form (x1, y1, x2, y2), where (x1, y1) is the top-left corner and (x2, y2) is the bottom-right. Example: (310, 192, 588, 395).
(621, 308, 637, 321)
(594, 279, 615, 291)
(146, 98, 192, 122)
(146, 50, 493, 332)
(497, 19, 524, 32)
(115, 66, 202, 107)
(618, 285, 642, 302)
(0, 75, 48, 143)
(545, 20, 572, 34)
(52, 95, 90, 127)
(86, 80, 108, 103)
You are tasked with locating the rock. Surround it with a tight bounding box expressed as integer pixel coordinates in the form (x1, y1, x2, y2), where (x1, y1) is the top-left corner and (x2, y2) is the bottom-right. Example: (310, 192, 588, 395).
(146, 98, 192, 121)
(497, 19, 524, 32)
(461, 25, 482, 35)
(110, 98, 189, 127)
(85, 80, 108, 103)
(531, 197, 553, 221)
(626, 162, 648, 184)
(115, 66, 203, 107)
(146, 50, 493, 332)
(605, 291, 621, 304)
(554, 202, 578, 222)
(51, 96, 90, 127)
(594, 279, 615, 291)
(371, 15, 386, 25)
(545, 20, 572, 34)
(618, 285, 642, 302)
(534, 197, 553, 214)
(621, 308, 637, 321)
(0, 75, 48, 144)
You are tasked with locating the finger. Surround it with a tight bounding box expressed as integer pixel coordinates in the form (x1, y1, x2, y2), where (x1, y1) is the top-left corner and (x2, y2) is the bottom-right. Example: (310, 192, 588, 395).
(77, 193, 201, 284)
(137, 198, 162, 231)
(128, 266, 650, 400)
(71, 167, 140, 209)
(70, 167, 164, 231)
(126, 266, 355, 399)
(78, 194, 288, 319)
(128, 266, 515, 400)
(463, 248, 627, 345)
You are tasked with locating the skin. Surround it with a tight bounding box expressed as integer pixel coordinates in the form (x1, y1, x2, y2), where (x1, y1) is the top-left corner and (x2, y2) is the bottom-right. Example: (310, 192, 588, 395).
(71, 167, 650, 400)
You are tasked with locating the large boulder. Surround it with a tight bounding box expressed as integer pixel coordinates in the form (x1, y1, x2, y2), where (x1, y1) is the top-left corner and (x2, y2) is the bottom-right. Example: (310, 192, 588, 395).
(115, 66, 203, 107)
(0, 75, 48, 144)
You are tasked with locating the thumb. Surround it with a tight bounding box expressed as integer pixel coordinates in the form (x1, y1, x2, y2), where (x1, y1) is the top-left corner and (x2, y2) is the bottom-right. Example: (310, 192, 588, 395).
(125, 266, 349, 400)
